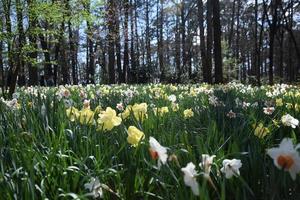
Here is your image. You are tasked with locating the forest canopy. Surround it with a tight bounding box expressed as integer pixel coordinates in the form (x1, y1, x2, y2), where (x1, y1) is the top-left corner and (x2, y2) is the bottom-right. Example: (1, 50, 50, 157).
(0, 0, 299, 95)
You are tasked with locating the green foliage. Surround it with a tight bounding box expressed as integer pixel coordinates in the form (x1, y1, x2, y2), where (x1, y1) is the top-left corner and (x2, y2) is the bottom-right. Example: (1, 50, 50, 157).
(221, 40, 240, 82)
(0, 83, 300, 199)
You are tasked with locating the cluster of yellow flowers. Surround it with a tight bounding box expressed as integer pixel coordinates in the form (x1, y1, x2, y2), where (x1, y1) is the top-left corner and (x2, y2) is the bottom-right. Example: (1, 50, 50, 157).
(66, 107, 94, 125)
(184, 109, 194, 119)
(65, 100, 198, 147)
(119, 103, 148, 121)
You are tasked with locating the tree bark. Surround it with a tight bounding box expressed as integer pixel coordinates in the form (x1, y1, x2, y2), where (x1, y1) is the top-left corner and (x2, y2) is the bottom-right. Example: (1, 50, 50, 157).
(206, 0, 213, 83)
(108, 0, 116, 84)
(212, 0, 223, 83)
(123, 0, 129, 83)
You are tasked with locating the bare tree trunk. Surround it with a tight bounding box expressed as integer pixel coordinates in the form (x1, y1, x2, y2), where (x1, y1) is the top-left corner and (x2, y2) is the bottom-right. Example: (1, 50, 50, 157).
(123, 0, 129, 83)
(145, 0, 151, 77)
(254, 0, 260, 85)
(115, 5, 122, 83)
(175, 12, 181, 82)
(197, 0, 210, 83)
(212, 0, 223, 83)
(60, 20, 69, 85)
(130, 0, 136, 83)
(0, 15, 3, 91)
(268, 0, 279, 85)
(206, 0, 213, 83)
(228, 0, 236, 48)
(16, 0, 26, 86)
(134, 0, 140, 80)
(158, 0, 164, 81)
(180, 0, 186, 82)
(108, 0, 116, 84)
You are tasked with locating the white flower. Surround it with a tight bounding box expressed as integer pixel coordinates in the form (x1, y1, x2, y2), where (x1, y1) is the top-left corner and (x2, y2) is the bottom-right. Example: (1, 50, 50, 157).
(168, 94, 177, 103)
(84, 177, 103, 198)
(263, 107, 275, 115)
(221, 159, 242, 179)
(242, 102, 250, 109)
(199, 154, 216, 178)
(281, 114, 299, 128)
(267, 138, 300, 180)
(83, 99, 90, 109)
(149, 137, 168, 169)
(181, 162, 199, 196)
(226, 110, 236, 119)
(116, 102, 124, 111)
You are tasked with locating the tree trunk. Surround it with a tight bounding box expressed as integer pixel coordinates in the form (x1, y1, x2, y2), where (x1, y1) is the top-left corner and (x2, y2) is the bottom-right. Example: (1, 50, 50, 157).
(27, 0, 38, 86)
(123, 0, 129, 83)
(108, 0, 116, 84)
(254, 0, 260, 85)
(67, 0, 77, 85)
(175, 12, 181, 82)
(130, 0, 136, 83)
(206, 0, 213, 83)
(16, 0, 26, 86)
(212, 0, 223, 83)
(0, 15, 3, 91)
(145, 0, 151, 76)
(158, 0, 164, 81)
(115, 5, 122, 83)
(268, 0, 279, 85)
(134, 0, 140, 80)
(180, 0, 186, 82)
(197, 0, 210, 83)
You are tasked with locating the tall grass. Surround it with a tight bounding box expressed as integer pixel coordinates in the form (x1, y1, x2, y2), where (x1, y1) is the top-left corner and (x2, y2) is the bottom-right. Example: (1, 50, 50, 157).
(0, 83, 300, 199)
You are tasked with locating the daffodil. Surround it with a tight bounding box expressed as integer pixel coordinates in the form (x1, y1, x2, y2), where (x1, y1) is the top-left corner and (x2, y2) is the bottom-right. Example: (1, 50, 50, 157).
(276, 98, 283, 107)
(263, 107, 275, 115)
(79, 108, 94, 125)
(118, 105, 132, 120)
(254, 123, 270, 138)
(184, 109, 194, 119)
(66, 107, 80, 122)
(199, 154, 216, 178)
(132, 103, 148, 121)
(84, 177, 103, 198)
(281, 114, 299, 128)
(221, 159, 242, 179)
(171, 103, 179, 112)
(181, 162, 199, 196)
(97, 107, 122, 131)
(127, 126, 144, 147)
(149, 137, 168, 169)
(267, 138, 300, 180)
(153, 107, 169, 117)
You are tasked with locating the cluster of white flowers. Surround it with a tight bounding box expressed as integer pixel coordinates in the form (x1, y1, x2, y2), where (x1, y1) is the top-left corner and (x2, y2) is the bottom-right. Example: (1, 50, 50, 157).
(181, 155, 242, 196)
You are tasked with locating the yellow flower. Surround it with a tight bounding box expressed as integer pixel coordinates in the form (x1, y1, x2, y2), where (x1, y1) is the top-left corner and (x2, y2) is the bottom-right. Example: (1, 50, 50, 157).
(276, 98, 283, 107)
(94, 105, 102, 115)
(27, 102, 33, 108)
(171, 103, 179, 112)
(286, 103, 293, 110)
(79, 108, 94, 125)
(295, 104, 300, 112)
(66, 107, 80, 122)
(153, 107, 169, 116)
(132, 103, 148, 121)
(118, 105, 132, 120)
(97, 107, 122, 131)
(127, 126, 144, 147)
(272, 119, 280, 128)
(184, 109, 194, 119)
(253, 123, 270, 138)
